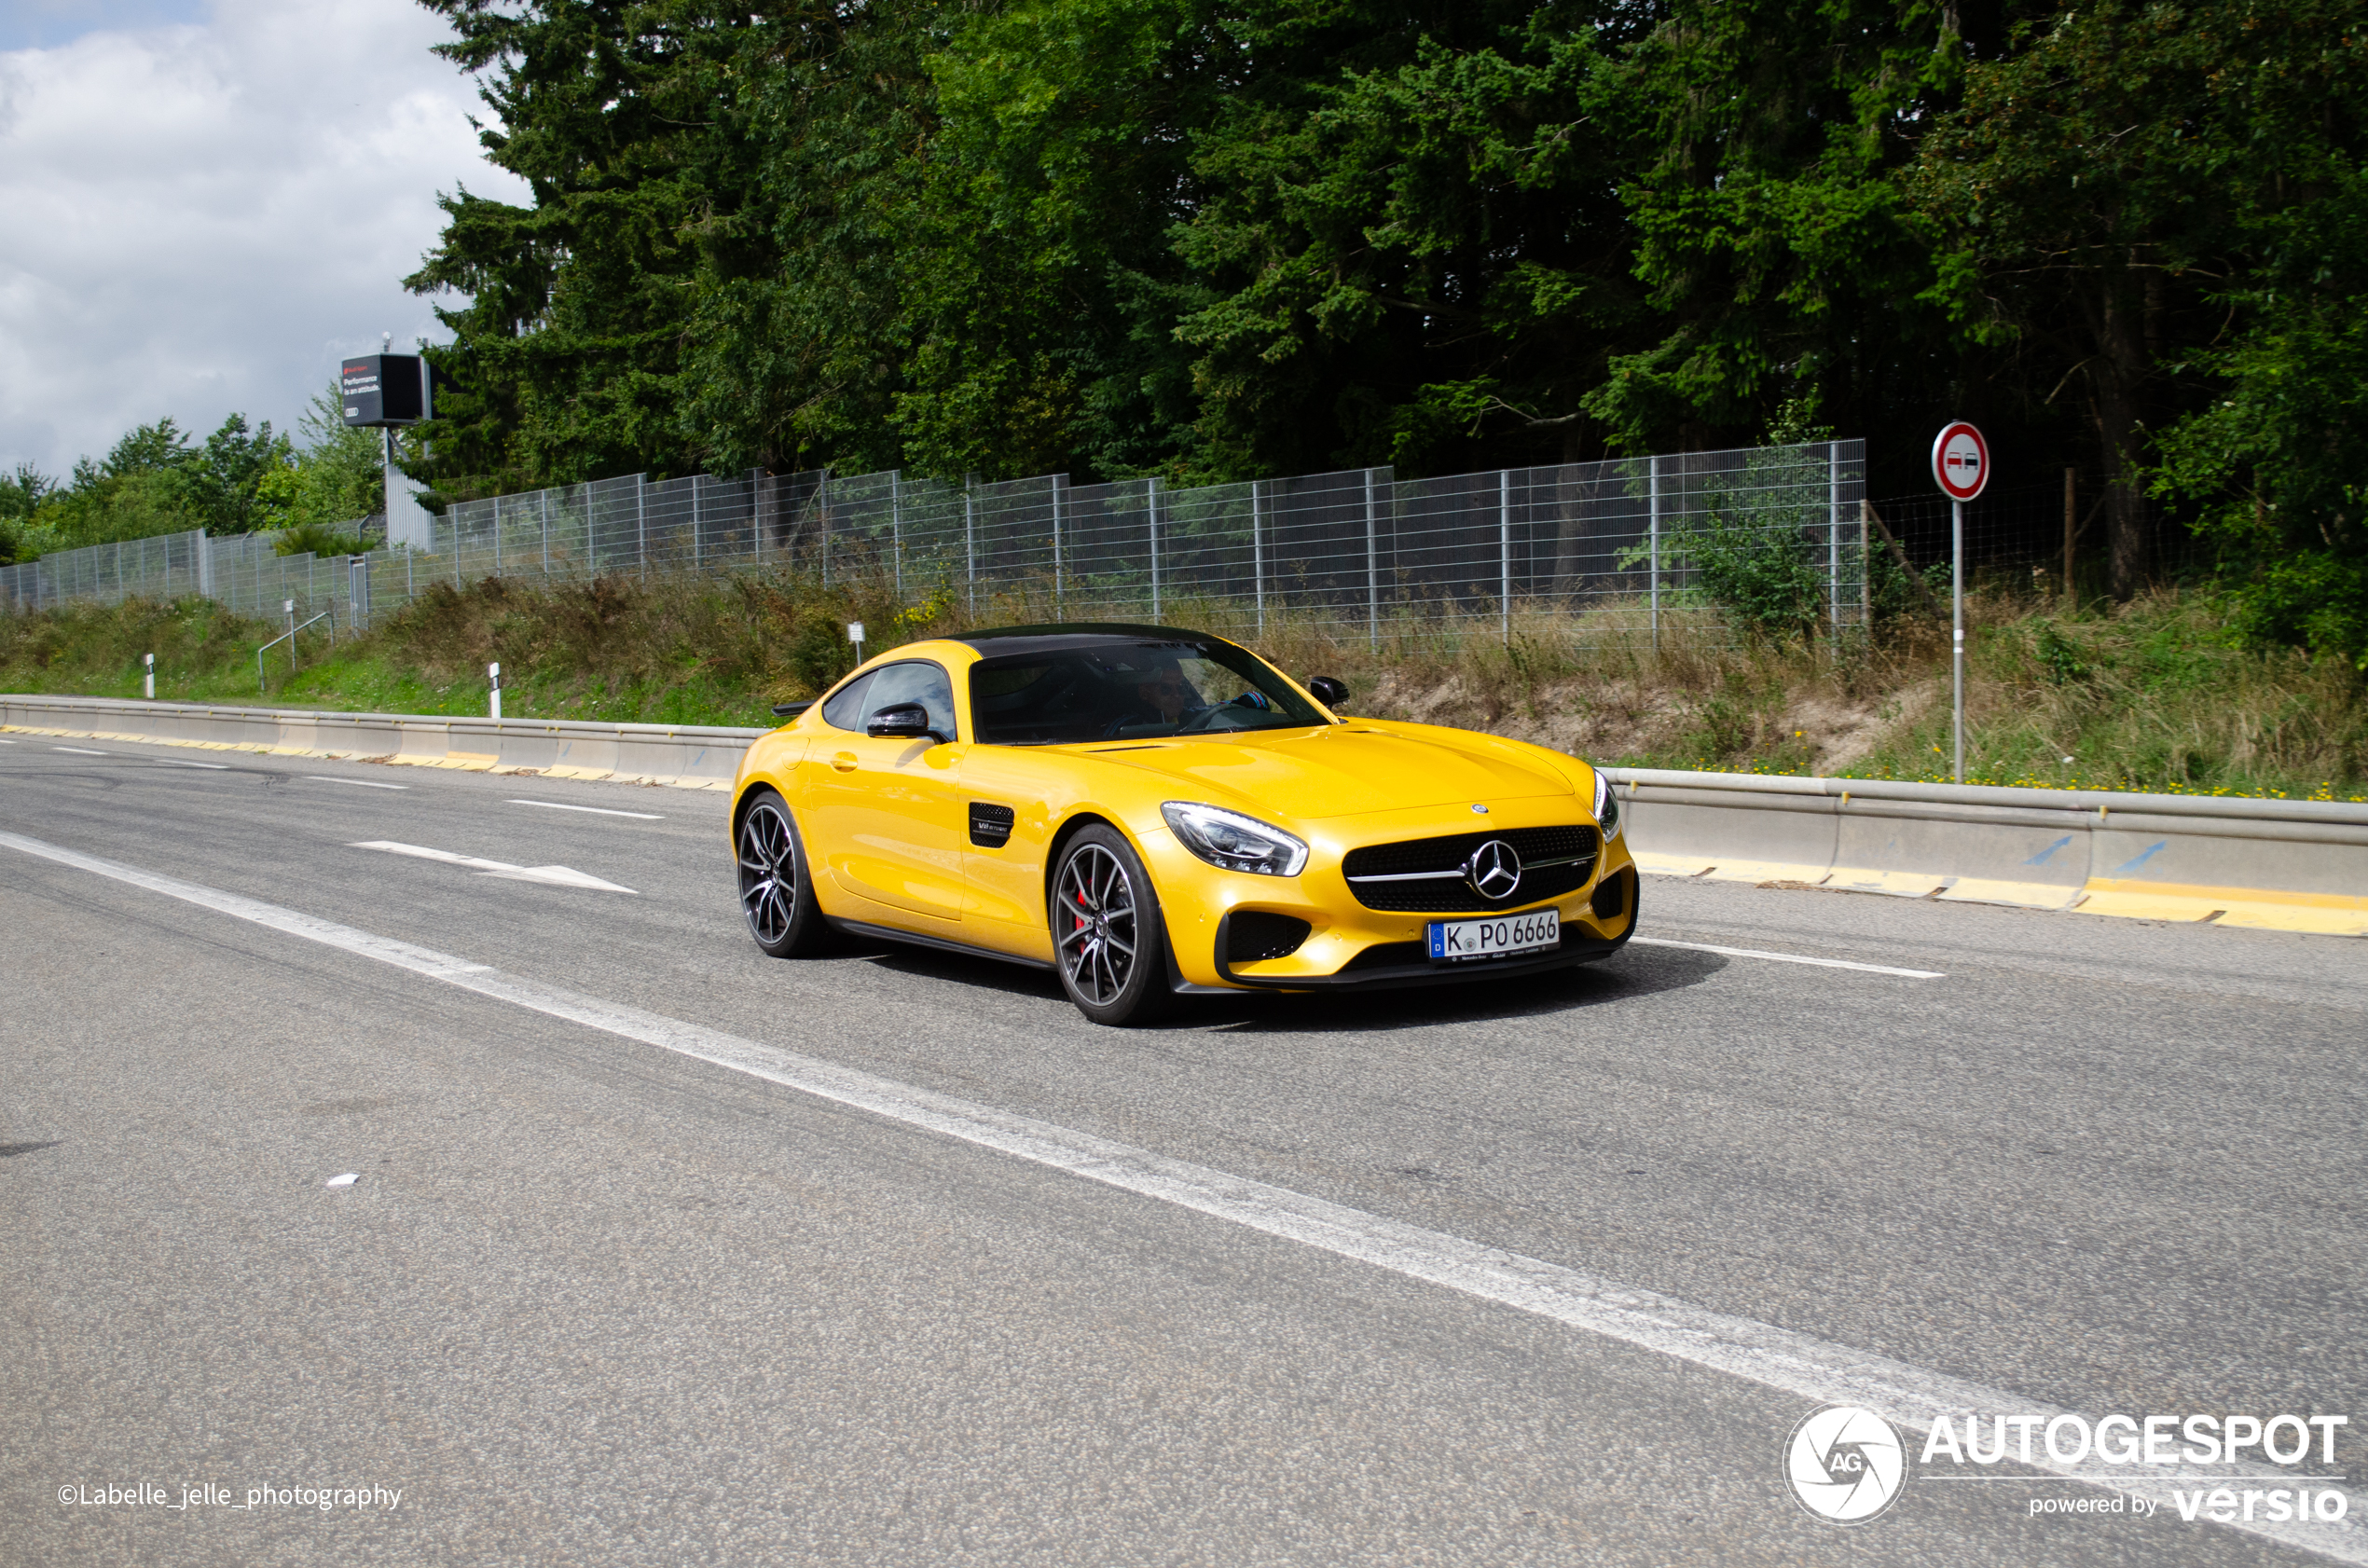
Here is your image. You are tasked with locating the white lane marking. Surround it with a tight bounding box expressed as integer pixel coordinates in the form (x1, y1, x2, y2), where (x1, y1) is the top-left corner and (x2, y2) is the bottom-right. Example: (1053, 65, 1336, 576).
(506, 799, 665, 820)
(0, 831, 492, 978)
(305, 776, 407, 790)
(350, 839, 637, 894)
(160, 760, 230, 770)
(1630, 935, 1945, 979)
(0, 827, 2355, 1564)
(52, 746, 110, 755)
(325, 1173, 359, 1189)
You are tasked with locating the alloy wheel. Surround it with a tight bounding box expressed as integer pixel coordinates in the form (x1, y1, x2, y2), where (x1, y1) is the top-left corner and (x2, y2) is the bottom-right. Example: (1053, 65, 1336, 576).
(1056, 843, 1138, 1007)
(737, 801, 797, 945)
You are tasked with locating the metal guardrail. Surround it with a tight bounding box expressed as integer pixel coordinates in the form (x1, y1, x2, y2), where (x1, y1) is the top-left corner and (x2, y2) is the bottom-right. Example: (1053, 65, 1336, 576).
(255, 608, 334, 691)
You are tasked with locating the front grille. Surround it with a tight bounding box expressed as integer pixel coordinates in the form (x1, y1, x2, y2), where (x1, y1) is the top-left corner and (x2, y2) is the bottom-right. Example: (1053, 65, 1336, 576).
(1341, 824, 1598, 913)
(1226, 912, 1312, 964)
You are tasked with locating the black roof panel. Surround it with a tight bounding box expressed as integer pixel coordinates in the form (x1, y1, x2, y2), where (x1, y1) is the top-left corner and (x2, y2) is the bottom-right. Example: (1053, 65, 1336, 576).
(953, 623, 1232, 661)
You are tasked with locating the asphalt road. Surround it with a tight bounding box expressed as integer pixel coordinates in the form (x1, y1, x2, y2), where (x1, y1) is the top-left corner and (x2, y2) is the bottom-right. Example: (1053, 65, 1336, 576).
(2, 736, 2362, 1566)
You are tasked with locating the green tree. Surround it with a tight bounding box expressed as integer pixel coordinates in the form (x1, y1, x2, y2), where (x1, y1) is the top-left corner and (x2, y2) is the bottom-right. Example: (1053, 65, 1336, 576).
(1171, 2, 1649, 477)
(186, 413, 295, 534)
(1910, 0, 2365, 598)
(286, 383, 389, 531)
(2152, 172, 2368, 663)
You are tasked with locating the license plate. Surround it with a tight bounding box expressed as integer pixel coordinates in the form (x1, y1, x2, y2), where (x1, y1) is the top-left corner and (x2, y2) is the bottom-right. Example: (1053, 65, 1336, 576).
(1427, 909, 1560, 962)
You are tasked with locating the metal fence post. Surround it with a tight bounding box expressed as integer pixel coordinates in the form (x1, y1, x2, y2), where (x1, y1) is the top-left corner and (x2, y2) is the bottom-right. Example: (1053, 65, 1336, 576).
(1148, 476, 1162, 622)
(1828, 441, 1842, 639)
(541, 489, 550, 578)
(1365, 467, 1379, 652)
(1050, 475, 1063, 612)
(1499, 469, 1512, 644)
(820, 474, 831, 588)
(492, 493, 503, 576)
(963, 483, 975, 613)
(1251, 479, 1265, 639)
(637, 475, 648, 583)
(693, 475, 704, 572)
(890, 471, 902, 597)
(1648, 455, 1662, 654)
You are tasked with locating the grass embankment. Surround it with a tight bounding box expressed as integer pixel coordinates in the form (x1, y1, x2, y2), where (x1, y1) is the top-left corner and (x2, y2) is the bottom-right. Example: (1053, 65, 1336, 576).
(4, 571, 2363, 800)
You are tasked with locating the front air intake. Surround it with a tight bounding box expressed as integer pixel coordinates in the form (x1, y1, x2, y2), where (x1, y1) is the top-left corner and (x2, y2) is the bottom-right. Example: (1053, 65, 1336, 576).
(1226, 912, 1312, 963)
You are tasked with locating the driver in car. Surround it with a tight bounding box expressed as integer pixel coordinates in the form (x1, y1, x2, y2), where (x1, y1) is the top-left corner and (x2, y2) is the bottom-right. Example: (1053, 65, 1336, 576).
(1108, 659, 1200, 734)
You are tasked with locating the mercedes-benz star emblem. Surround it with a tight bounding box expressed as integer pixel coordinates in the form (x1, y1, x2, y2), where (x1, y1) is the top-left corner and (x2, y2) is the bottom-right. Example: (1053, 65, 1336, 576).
(1465, 839, 1522, 901)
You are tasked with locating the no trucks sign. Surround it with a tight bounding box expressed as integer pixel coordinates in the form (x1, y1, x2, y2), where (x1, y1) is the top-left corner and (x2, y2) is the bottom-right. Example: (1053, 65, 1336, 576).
(1932, 421, 1989, 502)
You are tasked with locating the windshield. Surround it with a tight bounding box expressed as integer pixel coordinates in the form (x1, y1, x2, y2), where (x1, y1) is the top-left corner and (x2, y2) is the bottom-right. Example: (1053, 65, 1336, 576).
(969, 639, 1329, 746)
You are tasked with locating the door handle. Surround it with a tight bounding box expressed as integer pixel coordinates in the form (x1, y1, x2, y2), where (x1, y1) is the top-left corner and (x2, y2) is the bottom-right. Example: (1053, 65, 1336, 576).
(832, 751, 858, 772)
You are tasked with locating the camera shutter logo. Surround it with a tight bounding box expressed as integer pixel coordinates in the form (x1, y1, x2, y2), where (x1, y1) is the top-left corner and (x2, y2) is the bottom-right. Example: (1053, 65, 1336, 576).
(1465, 839, 1522, 901)
(1784, 1406, 1907, 1524)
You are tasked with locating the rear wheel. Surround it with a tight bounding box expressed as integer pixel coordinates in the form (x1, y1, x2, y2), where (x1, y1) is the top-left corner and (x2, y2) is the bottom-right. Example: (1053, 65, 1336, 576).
(737, 790, 830, 957)
(1050, 826, 1173, 1026)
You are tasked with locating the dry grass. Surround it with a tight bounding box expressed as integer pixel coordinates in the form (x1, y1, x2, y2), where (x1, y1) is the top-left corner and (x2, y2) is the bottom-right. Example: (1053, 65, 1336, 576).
(7, 570, 2362, 797)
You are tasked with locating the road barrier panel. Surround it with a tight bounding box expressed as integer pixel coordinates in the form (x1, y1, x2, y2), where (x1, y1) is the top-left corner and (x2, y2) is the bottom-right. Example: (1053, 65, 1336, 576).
(6, 695, 2361, 934)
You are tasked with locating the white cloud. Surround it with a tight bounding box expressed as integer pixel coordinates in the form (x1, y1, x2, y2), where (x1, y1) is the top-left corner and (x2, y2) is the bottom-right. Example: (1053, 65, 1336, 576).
(0, 0, 529, 475)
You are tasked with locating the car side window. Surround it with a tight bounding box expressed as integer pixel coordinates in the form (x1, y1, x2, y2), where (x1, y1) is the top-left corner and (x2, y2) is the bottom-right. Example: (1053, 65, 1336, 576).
(819, 670, 874, 733)
(861, 660, 957, 740)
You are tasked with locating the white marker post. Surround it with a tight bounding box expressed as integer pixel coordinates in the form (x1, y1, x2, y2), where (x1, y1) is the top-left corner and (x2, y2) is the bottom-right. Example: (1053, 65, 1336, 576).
(489, 661, 502, 721)
(847, 621, 865, 664)
(144, 653, 155, 700)
(1931, 421, 1989, 784)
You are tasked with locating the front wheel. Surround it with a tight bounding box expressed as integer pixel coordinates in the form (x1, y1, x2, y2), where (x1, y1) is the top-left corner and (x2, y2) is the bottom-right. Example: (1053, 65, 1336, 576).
(1050, 826, 1174, 1026)
(737, 789, 831, 957)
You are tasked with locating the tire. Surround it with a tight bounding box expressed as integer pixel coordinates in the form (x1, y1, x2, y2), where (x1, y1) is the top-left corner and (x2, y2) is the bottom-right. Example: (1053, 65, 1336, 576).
(736, 789, 831, 957)
(1049, 825, 1174, 1026)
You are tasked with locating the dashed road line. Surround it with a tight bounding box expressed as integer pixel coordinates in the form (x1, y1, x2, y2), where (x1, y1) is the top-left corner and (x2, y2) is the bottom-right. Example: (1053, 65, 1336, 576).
(506, 799, 665, 820)
(1629, 935, 1945, 979)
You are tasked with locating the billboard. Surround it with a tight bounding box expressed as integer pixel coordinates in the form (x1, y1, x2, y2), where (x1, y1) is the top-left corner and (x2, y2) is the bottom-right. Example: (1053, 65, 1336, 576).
(341, 354, 428, 426)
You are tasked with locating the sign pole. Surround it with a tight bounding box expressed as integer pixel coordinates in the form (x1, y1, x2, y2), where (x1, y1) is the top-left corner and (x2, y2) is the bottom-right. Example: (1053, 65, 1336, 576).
(1952, 498, 1964, 785)
(1931, 420, 1989, 787)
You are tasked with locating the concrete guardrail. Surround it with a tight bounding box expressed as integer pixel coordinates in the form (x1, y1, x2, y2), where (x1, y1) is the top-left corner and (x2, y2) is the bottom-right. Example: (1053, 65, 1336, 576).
(6, 695, 2362, 937)
(1604, 767, 2368, 936)
(0, 694, 757, 791)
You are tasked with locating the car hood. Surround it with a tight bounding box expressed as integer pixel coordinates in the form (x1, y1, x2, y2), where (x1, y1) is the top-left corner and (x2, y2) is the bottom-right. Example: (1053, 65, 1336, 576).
(1080, 722, 1580, 820)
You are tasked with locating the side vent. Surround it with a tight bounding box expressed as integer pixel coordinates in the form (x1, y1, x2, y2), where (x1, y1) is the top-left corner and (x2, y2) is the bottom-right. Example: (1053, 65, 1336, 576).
(1226, 912, 1312, 964)
(1590, 866, 1631, 920)
(969, 802, 1016, 848)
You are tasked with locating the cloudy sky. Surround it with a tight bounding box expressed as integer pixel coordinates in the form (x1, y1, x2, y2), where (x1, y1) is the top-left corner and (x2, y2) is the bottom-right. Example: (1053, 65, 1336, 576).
(0, 0, 530, 476)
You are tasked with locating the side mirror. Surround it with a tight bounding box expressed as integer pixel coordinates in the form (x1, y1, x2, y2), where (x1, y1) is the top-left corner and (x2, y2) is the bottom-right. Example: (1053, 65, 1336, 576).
(1305, 676, 1349, 708)
(866, 703, 936, 740)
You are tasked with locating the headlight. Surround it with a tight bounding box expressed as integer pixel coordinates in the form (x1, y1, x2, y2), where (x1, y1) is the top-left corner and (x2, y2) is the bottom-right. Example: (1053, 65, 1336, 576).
(1592, 770, 1623, 841)
(1161, 802, 1308, 877)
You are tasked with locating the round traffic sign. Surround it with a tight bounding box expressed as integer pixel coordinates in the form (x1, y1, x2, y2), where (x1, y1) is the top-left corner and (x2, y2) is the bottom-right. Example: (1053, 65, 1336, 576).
(1932, 421, 1989, 502)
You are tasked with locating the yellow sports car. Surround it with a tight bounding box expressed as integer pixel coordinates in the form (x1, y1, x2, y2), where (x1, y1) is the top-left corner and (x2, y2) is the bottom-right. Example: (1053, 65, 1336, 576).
(731, 624, 1636, 1024)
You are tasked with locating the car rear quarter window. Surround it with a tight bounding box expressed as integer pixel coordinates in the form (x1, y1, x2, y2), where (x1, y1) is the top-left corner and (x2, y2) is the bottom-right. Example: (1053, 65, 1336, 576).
(819, 671, 874, 732)
(821, 661, 957, 737)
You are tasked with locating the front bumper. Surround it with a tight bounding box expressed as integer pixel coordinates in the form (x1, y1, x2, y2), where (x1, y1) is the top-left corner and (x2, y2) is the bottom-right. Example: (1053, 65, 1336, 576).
(1206, 879, 1637, 990)
(1135, 791, 1639, 991)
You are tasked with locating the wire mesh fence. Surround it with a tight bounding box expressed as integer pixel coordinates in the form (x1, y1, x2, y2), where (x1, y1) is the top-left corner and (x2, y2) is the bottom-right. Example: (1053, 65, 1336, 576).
(1, 438, 1879, 647)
